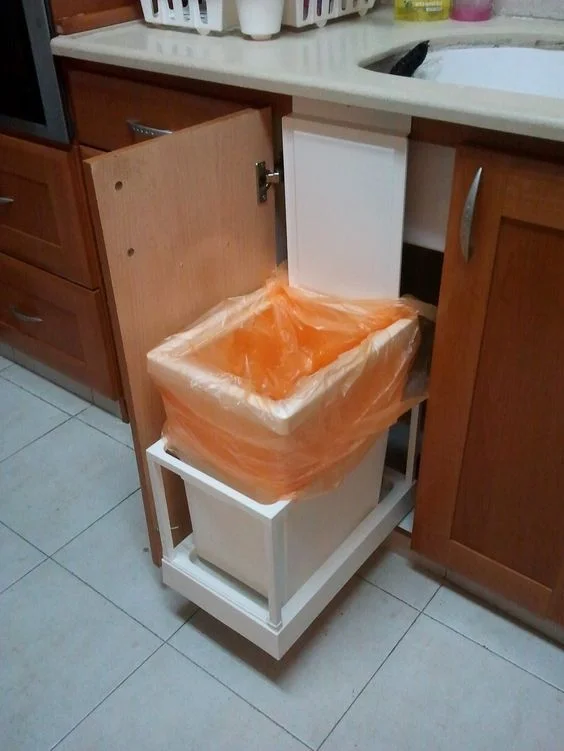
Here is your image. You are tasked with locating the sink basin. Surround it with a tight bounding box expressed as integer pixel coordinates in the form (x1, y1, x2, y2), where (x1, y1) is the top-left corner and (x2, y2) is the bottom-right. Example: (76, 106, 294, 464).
(365, 42, 564, 99)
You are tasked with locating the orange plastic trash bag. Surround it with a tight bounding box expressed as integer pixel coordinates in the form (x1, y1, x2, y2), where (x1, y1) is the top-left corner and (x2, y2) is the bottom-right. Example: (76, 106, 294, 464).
(148, 273, 422, 502)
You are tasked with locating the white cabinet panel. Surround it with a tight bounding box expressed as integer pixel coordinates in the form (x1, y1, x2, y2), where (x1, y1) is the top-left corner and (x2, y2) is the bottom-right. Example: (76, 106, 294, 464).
(283, 115, 407, 299)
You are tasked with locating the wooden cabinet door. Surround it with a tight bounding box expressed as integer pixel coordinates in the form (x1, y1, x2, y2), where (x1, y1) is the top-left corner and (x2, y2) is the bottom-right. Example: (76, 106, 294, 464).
(413, 146, 564, 625)
(0, 134, 99, 287)
(84, 109, 277, 564)
(0, 253, 119, 397)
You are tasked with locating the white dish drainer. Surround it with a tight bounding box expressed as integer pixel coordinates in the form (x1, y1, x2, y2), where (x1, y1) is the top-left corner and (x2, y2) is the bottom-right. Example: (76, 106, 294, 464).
(139, 0, 239, 34)
(139, 0, 377, 34)
(284, 0, 377, 28)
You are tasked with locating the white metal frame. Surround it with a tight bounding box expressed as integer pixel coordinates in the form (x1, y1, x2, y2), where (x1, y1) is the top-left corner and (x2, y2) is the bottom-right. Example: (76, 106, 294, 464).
(147, 405, 421, 659)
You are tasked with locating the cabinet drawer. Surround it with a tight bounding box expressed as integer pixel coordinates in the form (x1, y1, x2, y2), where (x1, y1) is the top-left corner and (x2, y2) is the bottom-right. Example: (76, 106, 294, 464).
(0, 254, 119, 397)
(69, 70, 243, 151)
(0, 133, 99, 287)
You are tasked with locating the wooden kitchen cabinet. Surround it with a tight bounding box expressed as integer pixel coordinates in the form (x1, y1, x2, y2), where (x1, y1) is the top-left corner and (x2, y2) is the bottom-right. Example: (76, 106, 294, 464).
(0, 132, 121, 398)
(84, 107, 277, 563)
(413, 146, 564, 625)
(68, 70, 243, 152)
(0, 253, 119, 396)
(0, 133, 100, 287)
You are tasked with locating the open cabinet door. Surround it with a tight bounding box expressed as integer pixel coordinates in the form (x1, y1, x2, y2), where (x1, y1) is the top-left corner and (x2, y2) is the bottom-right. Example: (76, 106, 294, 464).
(84, 109, 277, 564)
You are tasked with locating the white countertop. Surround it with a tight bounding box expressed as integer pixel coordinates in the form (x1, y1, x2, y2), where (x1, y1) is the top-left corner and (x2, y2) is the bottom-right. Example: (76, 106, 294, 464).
(52, 8, 564, 141)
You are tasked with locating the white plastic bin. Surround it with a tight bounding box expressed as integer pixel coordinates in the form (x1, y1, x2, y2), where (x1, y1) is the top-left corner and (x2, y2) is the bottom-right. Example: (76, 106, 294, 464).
(186, 435, 387, 600)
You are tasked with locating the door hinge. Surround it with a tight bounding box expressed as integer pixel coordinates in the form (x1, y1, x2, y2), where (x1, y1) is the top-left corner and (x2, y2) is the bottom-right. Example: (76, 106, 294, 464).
(256, 161, 283, 204)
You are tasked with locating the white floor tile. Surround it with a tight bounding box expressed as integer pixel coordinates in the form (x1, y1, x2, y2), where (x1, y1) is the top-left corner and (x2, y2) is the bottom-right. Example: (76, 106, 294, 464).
(321, 615, 564, 751)
(425, 585, 564, 691)
(10, 350, 93, 402)
(171, 578, 417, 748)
(0, 522, 46, 592)
(2, 364, 90, 415)
(0, 378, 67, 462)
(0, 354, 12, 371)
(0, 560, 160, 751)
(78, 405, 133, 448)
(0, 419, 140, 554)
(360, 543, 442, 610)
(54, 491, 196, 639)
(56, 644, 307, 751)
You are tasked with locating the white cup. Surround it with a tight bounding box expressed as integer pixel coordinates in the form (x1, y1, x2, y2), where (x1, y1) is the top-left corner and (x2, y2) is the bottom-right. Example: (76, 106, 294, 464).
(235, 0, 284, 40)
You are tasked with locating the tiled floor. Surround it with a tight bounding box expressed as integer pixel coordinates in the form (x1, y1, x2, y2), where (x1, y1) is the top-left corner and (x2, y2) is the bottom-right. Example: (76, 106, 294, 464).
(1, 362, 563, 751)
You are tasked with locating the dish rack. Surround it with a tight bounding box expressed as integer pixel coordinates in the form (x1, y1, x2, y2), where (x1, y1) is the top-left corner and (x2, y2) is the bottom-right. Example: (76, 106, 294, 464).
(139, 0, 239, 34)
(139, 0, 377, 34)
(284, 0, 377, 28)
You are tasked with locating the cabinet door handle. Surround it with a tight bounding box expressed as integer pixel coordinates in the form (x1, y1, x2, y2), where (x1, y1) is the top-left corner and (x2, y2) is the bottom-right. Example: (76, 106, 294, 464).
(460, 167, 483, 262)
(10, 305, 43, 324)
(126, 119, 172, 138)
(0, 196, 14, 205)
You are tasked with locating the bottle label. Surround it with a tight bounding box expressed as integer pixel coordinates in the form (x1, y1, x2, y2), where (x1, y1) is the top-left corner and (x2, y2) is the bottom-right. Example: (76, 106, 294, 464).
(400, 0, 446, 11)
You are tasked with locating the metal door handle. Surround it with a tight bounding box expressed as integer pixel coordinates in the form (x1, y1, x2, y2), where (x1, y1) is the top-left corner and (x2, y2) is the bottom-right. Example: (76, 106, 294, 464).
(10, 305, 43, 324)
(0, 197, 14, 205)
(126, 120, 172, 138)
(460, 167, 483, 262)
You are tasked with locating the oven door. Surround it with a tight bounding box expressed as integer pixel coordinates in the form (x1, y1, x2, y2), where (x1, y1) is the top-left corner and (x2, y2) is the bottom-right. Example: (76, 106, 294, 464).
(0, 0, 69, 144)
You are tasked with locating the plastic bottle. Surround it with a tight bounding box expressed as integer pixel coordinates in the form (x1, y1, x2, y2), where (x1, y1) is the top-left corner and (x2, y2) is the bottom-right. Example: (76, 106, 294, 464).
(394, 0, 451, 21)
(451, 0, 493, 21)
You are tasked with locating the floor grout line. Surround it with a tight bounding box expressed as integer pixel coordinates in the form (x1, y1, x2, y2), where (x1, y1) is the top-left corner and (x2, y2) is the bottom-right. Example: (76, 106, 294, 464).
(167, 641, 314, 751)
(165, 605, 201, 642)
(49, 487, 141, 558)
(49, 642, 165, 751)
(357, 572, 439, 612)
(75, 411, 134, 450)
(0, 558, 48, 598)
(0, 367, 90, 417)
(421, 580, 444, 611)
(1, 365, 132, 451)
(0, 414, 74, 466)
(423, 612, 564, 696)
(49, 557, 165, 642)
(316, 610, 425, 751)
(0, 518, 49, 557)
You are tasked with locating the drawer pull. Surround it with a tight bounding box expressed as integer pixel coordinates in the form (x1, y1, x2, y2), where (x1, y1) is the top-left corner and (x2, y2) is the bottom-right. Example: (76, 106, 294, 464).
(10, 305, 43, 324)
(0, 196, 14, 206)
(460, 167, 483, 263)
(126, 119, 172, 138)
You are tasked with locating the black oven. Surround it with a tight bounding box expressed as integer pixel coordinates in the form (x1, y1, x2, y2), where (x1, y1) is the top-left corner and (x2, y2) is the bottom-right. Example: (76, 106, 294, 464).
(0, 0, 69, 143)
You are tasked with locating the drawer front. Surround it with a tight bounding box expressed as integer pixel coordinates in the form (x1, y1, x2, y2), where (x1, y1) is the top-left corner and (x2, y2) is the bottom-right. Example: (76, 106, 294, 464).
(69, 70, 243, 151)
(0, 133, 98, 287)
(0, 254, 119, 397)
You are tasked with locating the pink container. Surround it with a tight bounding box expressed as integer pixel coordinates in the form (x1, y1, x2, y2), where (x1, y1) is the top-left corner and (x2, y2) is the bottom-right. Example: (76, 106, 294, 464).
(451, 0, 493, 21)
